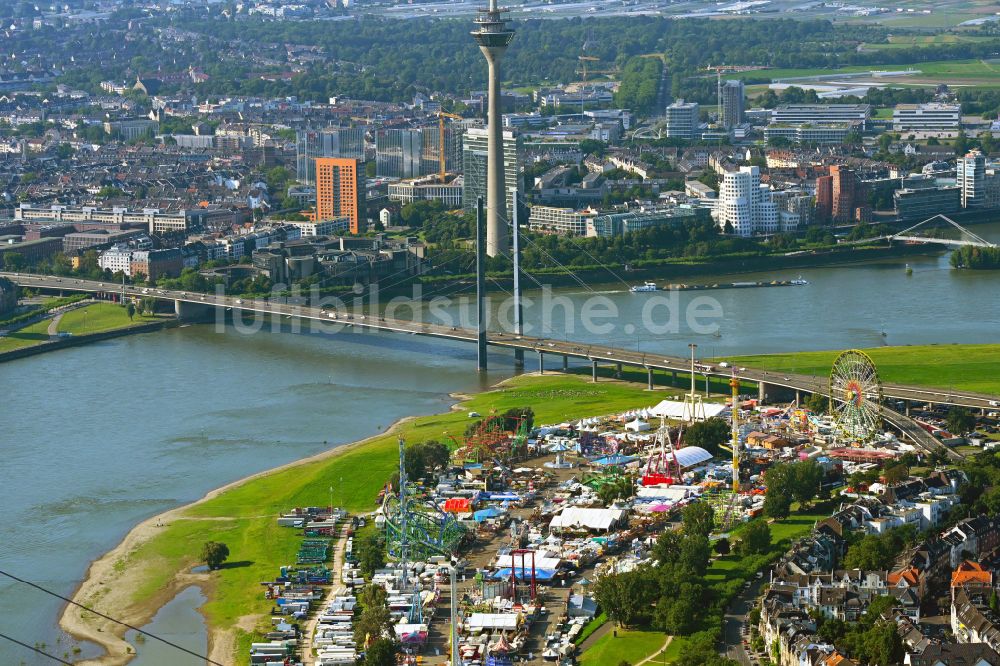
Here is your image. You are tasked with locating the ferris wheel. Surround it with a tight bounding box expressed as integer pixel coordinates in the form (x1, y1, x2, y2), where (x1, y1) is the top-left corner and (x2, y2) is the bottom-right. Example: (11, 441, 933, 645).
(829, 349, 883, 442)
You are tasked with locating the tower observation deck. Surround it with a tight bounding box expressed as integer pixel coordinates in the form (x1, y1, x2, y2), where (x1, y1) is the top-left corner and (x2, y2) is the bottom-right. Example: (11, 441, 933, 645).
(472, 0, 514, 257)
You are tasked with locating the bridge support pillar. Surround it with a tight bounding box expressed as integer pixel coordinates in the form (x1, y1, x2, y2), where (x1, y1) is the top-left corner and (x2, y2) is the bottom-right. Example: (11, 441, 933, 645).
(671, 370, 678, 386)
(562, 354, 569, 372)
(538, 351, 544, 374)
(514, 348, 524, 369)
(758, 381, 771, 404)
(704, 374, 711, 398)
(795, 390, 801, 407)
(615, 362, 622, 378)
(174, 299, 213, 322)
(647, 368, 654, 391)
(591, 360, 598, 383)
(904, 400, 911, 417)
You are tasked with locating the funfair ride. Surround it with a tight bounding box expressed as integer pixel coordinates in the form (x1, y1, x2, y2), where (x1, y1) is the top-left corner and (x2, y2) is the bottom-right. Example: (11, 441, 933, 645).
(829, 350, 883, 443)
(641, 419, 684, 487)
(382, 438, 466, 561)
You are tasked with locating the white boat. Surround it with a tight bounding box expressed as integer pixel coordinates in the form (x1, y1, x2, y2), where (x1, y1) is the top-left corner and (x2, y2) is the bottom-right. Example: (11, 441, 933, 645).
(630, 281, 658, 293)
(790, 275, 809, 286)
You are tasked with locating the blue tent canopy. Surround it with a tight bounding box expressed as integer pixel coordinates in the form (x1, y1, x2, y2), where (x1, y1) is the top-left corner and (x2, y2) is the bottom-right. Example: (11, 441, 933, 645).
(482, 492, 521, 502)
(592, 454, 638, 466)
(489, 567, 558, 581)
(474, 507, 505, 522)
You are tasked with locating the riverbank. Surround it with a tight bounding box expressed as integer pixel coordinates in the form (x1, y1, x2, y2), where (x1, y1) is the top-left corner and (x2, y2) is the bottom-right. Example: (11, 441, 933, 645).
(59, 373, 660, 666)
(0, 315, 176, 364)
(412, 243, 940, 294)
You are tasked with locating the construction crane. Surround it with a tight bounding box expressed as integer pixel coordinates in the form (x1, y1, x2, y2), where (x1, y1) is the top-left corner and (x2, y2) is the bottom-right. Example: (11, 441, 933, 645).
(576, 55, 616, 113)
(437, 111, 464, 183)
(730, 373, 741, 494)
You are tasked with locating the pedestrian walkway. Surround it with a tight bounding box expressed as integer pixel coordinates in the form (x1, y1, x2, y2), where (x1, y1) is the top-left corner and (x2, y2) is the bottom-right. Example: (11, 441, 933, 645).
(634, 636, 672, 666)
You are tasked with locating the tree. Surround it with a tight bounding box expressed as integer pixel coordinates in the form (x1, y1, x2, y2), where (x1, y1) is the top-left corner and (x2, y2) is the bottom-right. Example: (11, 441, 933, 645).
(355, 584, 395, 649)
(955, 129, 969, 156)
(593, 567, 654, 628)
(678, 535, 711, 577)
(364, 637, 398, 666)
(674, 631, 739, 666)
(683, 418, 730, 456)
(979, 129, 995, 155)
(200, 541, 230, 570)
(805, 392, 829, 414)
(2, 252, 25, 271)
(739, 520, 771, 556)
(356, 533, 386, 577)
(714, 537, 730, 555)
(946, 407, 976, 436)
(763, 465, 792, 519)
(881, 462, 909, 485)
(681, 501, 715, 538)
(788, 459, 822, 507)
(125, 302, 136, 321)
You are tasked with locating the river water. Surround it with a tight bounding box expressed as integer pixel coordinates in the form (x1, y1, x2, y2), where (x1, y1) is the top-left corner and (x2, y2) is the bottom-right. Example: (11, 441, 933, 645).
(0, 224, 998, 664)
(0, 326, 508, 664)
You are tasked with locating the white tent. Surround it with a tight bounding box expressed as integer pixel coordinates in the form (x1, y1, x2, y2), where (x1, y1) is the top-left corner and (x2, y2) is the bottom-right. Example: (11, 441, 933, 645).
(467, 613, 521, 631)
(648, 400, 728, 421)
(549, 507, 627, 532)
(625, 419, 650, 432)
(495, 553, 562, 570)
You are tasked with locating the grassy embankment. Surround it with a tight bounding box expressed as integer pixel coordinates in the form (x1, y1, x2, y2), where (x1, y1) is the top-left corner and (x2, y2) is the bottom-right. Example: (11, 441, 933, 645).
(721, 344, 1000, 395)
(56, 302, 157, 335)
(0, 317, 52, 352)
(579, 629, 666, 666)
(0, 302, 159, 353)
(97, 374, 662, 663)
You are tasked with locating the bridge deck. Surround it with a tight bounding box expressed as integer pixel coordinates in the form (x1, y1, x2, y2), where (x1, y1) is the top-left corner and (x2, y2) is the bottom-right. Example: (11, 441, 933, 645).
(4, 271, 994, 459)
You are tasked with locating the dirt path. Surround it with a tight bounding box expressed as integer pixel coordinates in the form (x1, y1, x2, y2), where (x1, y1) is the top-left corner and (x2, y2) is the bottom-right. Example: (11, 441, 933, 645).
(301, 521, 351, 665)
(634, 636, 673, 666)
(46, 311, 65, 336)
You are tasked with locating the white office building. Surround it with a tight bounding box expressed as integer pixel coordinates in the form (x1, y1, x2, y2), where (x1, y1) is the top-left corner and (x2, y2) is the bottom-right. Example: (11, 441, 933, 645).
(771, 104, 871, 128)
(527, 206, 598, 236)
(284, 218, 352, 237)
(892, 103, 961, 133)
(957, 149, 987, 208)
(716, 166, 779, 237)
(665, 100, 700, 140)
(97, 244, 134, 276)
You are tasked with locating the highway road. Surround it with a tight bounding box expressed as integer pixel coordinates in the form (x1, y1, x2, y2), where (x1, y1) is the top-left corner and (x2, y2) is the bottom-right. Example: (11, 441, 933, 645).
(4, 271, 996, 458)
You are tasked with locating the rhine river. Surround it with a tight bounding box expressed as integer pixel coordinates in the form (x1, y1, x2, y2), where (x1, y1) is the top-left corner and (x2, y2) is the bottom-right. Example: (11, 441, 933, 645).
(1, 223, 998, 664)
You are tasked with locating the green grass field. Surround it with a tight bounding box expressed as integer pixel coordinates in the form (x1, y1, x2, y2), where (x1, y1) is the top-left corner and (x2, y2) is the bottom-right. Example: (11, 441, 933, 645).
(112, 374, 661, 661)
(579, 629, 667, 666)
(57, 302, 157, 335)
(0, 318, 51, 352)
(720, 344, 1000, 395)
(732, 58, 1000, 87)
(863, 34, 994, 49)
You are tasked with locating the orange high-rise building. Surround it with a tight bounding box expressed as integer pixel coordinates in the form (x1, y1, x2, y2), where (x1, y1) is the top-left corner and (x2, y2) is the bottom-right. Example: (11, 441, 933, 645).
(315, 157, 363, 234)
(815, 175, 833, 223)
(830, 165, 859, 224)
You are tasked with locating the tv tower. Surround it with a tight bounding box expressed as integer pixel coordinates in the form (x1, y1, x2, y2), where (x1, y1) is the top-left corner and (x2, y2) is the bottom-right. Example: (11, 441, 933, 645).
(472, 0, 514, 257)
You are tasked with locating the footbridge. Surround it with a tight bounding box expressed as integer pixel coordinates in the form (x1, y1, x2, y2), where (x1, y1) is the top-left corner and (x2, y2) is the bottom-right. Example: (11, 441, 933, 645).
(846, 214, 997, 249)
(5, 271, 994, 459)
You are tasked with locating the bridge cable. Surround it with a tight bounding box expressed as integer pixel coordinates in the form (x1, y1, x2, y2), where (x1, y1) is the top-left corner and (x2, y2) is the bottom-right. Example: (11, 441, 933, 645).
(0, 569, 226, 666)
